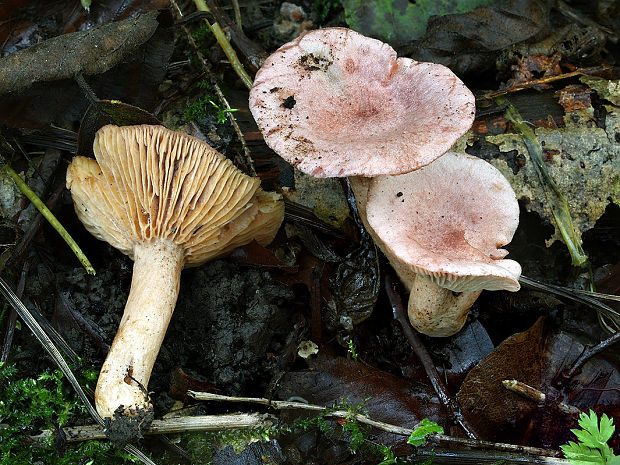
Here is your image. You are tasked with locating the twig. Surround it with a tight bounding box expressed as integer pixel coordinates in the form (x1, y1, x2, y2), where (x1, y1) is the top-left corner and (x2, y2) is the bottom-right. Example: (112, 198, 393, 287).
(488, 66, 614, 98)
(384, 273, 479, 440)
(33, 390, 568, 460)
(0, 162, 95, 275)
(502, 379, 581, 415)
(8, 181, 65, 267)
(193, 0, 253, 89)
(188, 391, 565, 458)
(171, 0, 256, 177)
(211, 80, 256, 176)
(231, 0, 242, 28)
(190, 391, 418, 435)
(554, 330, 620, 388)
(32, 413, 275, 443)
(417, 448, 570, 464)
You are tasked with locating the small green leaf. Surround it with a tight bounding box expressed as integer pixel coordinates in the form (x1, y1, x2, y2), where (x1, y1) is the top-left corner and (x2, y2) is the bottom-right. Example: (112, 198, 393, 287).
(561, 441, 605, 465)
(408, 418, 444, 446)
(561, 410, 619, 465)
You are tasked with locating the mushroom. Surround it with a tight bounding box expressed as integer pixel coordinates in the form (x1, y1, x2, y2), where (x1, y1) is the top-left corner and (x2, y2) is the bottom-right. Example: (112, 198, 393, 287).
(66, 124, 283, 419)
(249, 28, 508, 336)
(363, 152, 521, 336)
(249, 27, 475, 178)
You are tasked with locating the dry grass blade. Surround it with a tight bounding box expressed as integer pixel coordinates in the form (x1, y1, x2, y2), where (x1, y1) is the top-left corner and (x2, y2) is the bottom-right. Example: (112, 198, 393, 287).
(519, 276, 620, 320)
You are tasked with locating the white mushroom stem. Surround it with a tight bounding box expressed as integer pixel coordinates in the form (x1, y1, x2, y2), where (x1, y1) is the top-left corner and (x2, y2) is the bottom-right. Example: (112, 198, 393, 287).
(407, 274, 481, 337)
(95, 239, 184, 418)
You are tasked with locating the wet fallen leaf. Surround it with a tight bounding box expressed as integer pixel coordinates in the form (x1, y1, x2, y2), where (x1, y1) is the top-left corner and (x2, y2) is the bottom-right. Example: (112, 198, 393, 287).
(343, 0, 495, 45)
(276, 354, 446, 443)
(327, 240, 379, 327)
(438, 320, 494, 385)
(404, 0, 550, 75)
(0, 12, 159, 96)
(456, 317, 546, 441)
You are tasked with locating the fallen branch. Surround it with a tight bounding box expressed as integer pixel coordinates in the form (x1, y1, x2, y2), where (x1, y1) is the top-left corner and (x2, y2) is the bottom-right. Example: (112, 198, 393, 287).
(188, 390, 565, 459)
(32, 393, 568, 461)
(554, 330, 620, 389)
(488, 65, 614, 98)
(31, 413, 274, 443)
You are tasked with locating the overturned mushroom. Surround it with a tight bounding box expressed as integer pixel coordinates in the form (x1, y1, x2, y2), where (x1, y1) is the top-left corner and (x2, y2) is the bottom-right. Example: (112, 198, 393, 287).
(363, 152, 521, 336)
(249, 27, 475, 177)
(66, 124, 283, 419)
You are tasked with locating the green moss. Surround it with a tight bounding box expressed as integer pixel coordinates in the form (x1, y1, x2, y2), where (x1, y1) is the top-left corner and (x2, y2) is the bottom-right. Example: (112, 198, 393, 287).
(183, 81, 238, 124)
(0, 362, 138, 464)
(313, 0, 343, 21)
(165, 427, 272, 464)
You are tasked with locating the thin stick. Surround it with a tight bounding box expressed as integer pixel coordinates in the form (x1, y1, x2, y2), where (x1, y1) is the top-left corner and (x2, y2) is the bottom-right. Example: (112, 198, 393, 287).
(212, 81, 256, 176)
(555, 330, 620, 388)
(193, 0, 253, 89)
(8, 182, 65, 267)
(187, 391, 564, 458)
(171, 0, 256, 177)
(502, 380, 580, 415)
(189, 391, 413, 435)
(32, 413, 274, 443)
(384, 273, 479, 440)
(488, 65, 613, 98)
(0, 163, 95, 275)
(417, 448, 570, 464)
(231, 0, 242, 28)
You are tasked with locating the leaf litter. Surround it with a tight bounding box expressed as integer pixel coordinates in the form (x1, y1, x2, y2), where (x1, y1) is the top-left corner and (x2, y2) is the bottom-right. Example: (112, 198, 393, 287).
(0, 0, 618, 464)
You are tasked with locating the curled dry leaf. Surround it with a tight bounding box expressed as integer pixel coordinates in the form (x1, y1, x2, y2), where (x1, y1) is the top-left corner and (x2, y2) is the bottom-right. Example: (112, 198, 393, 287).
(0, 11, 173, 126)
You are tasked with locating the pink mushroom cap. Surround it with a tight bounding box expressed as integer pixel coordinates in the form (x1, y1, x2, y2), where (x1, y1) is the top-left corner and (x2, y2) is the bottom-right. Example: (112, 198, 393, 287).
(249, 28, 476, 178)
(365, 152, 521, 293)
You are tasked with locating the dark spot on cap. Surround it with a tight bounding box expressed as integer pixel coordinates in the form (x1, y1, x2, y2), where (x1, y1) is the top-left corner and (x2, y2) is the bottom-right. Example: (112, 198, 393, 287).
(269, 87, 280, 93)
(396, 192, 403, 197)
(283, 96, 296, 109)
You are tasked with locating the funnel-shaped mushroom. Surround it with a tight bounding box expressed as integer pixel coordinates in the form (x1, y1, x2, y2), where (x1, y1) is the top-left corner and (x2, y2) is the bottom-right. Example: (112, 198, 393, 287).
(363, 152, 521, 336)
(66, 124, 283, 418)
(249, 27, 475, 177)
